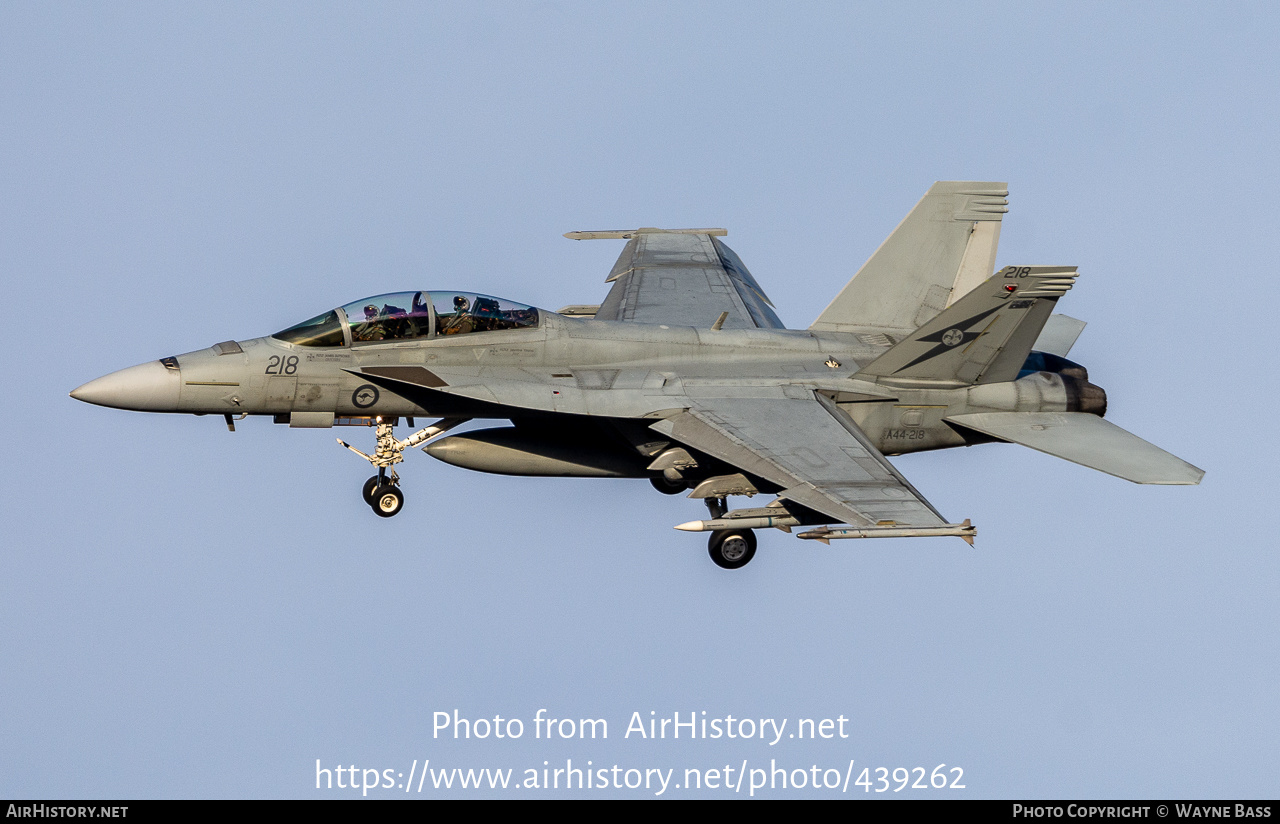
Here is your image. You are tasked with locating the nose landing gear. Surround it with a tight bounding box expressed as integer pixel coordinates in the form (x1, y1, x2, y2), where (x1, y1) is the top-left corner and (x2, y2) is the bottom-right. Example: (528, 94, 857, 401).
(361, 475, 384, 505)
(361, 471, 404, 517)
(339, 416, 467, 517)
(371, 483, 404, 518)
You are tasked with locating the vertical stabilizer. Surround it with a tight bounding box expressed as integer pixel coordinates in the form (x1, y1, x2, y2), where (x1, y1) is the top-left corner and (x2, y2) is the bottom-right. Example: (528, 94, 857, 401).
(810, 181, 1008, 338)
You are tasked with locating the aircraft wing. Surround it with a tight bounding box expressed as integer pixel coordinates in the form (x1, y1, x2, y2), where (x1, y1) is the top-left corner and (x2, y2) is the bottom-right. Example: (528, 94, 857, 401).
(566, 228, 786, 329)
(649, 391, 947, 528)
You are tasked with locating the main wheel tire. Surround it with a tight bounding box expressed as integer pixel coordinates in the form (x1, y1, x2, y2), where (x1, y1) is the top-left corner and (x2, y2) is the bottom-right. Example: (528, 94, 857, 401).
(649, 476, 685, 495)
(362, 475, 382, 504)
(371, 484, 404, 518)
(708, 529, 757, 569)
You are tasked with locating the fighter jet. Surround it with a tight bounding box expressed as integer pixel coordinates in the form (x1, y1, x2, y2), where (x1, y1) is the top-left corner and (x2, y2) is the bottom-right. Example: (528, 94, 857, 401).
(70, 182, 1203, 569)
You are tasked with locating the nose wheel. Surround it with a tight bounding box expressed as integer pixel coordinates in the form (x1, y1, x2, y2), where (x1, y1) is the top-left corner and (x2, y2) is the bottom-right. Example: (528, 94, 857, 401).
(362, 475, 383, 505)
(338, 416, 469, 518)
(362, 473, 404, 517)
(371, 484, 404, 518)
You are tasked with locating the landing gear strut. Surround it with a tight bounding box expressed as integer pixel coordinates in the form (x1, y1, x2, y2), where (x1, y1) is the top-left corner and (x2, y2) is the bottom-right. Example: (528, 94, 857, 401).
(338, 416, 467, 517)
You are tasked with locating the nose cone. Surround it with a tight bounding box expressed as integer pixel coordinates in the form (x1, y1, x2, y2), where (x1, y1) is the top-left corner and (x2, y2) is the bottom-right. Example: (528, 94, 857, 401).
(70, 360, 181, 412)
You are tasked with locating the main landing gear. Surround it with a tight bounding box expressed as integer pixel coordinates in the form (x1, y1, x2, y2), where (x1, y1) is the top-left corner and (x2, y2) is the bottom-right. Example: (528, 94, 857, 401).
(708, 528, 757, 570)
(702, 495, 758, 569)
(339, 416, 467, 517)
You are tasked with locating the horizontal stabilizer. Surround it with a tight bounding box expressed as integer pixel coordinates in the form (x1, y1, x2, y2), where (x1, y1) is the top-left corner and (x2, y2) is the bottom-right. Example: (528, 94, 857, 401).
(945, 412, 1204, 485)
(1033, 314, 1087, 358)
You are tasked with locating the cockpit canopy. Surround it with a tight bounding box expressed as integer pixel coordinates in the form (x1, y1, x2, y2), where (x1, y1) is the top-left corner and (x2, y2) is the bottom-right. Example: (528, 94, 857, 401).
(272, 291, 541, 347)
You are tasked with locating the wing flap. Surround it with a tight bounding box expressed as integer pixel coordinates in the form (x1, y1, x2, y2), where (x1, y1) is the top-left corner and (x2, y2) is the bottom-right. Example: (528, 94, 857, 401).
(945, 412, 1205, 484)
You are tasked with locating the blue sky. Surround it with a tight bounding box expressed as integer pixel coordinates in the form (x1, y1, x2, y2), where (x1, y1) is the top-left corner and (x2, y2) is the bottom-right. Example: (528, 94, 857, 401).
(2, 2, 1276, 798)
